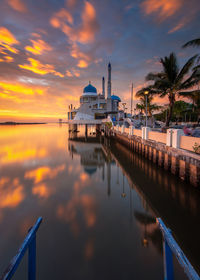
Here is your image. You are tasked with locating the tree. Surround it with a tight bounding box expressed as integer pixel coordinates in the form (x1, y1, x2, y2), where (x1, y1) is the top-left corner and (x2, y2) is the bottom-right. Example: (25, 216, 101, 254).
(135, 87, 161, 116)
(145, 53, 199, 126)
(179, 90, 200, 122)
(173, 101, 191, 123)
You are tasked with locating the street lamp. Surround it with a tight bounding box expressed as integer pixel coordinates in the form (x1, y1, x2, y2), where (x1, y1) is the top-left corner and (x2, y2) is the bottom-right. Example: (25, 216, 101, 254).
(144, 91, 149, 127)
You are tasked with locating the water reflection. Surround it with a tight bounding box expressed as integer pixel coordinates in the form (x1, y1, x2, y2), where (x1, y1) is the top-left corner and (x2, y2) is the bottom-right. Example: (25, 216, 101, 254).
(0, 125, 198, 280)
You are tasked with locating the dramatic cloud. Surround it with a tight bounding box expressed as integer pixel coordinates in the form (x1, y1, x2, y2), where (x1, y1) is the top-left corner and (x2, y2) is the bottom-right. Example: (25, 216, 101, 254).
(141, 0, 183, 21)
(25, 39, 52, 55)
(7, 0, 27, 13)
(0, 81, 45, 96)
(0, 0, 200, 121)
(77, 1, 99, 44)
(168, 19, 186, 34)
(0, 27, 19, 54)
(19, 58, 64, 77)
(50, 1, 99, 44)
(25, 164, 65, 183)
(50, 8, 73, 27)
(0, 55, 14, 62)
(66, 69, 80, 77)
(0, 178, 24, 208)
(77, 59, 88, 68)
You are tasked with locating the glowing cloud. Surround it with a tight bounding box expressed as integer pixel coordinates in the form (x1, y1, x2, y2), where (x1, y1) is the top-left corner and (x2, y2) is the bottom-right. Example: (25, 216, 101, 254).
(0, 26, 19, 54)
(168, 17, 189, 33)
(78, 1, 99, 44)
(77, 59, 88, 68)
(19, 58, 64, 77)
(50, 8, 73, 27)
(0, 81, 45, 96)
(0, 55, 14, 62)
(7, 0, 27, 12)
(32, 183, 50, 198)
(25, 164, 65, 183)
(50, 1, 99, 44)
(141, 0, 183, 21)
(0, 178, 24, 208)
(25, 39, 52, 55)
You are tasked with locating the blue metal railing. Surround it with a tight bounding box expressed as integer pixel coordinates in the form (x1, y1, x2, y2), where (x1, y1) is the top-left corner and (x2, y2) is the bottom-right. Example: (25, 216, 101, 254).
(157, 218, 200, 280)
(0, 217, 42, 280)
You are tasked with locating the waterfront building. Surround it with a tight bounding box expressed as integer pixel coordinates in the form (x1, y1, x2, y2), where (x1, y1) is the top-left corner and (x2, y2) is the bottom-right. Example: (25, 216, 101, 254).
(68, 63, 122, 121)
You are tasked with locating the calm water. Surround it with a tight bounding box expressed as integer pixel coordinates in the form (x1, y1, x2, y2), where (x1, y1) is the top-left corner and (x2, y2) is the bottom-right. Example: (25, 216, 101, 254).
(0, 124, 199, 280)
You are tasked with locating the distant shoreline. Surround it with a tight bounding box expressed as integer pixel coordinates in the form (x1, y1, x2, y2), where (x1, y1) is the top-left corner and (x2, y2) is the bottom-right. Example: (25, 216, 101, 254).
(0, 122, 47, 125)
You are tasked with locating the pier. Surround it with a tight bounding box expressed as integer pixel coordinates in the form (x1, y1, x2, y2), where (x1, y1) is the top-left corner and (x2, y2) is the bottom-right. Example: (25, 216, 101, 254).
(104, 125, 200, 188)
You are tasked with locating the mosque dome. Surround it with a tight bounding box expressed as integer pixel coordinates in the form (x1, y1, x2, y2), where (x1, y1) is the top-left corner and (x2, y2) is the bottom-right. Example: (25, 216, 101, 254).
(83, 83, 97, 96)
(111, 95, 121, 102)
(84, 166, 97, 175)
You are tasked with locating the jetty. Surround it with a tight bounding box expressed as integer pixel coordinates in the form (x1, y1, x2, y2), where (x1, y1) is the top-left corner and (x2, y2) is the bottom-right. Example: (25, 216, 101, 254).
(103, 125, 200, 188)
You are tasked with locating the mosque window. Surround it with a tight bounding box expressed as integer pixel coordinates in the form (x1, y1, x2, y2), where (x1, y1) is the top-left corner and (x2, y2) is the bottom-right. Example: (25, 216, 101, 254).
(83, 97, 88, 102)
(100, 103, 105, 109)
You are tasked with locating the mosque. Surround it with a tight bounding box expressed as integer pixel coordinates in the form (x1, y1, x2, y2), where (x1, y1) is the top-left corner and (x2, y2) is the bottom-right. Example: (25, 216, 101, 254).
(68, 63, 122, 121)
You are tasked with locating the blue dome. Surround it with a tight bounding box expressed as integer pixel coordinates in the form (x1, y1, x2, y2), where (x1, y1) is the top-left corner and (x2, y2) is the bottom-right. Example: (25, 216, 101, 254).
(111, 95, 121, 102)
(83, 83, 97, 94)
(84, 167, 97, 175)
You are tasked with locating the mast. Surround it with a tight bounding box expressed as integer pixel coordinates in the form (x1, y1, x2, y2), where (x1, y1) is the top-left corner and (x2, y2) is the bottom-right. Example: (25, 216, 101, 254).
(131, 83, 133, 116)
(102, 77, 105, 97)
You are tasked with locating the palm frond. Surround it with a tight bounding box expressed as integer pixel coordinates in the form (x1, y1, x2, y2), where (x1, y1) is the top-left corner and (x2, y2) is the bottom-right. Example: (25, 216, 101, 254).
(145, 72, 164, 81)
(160, 53, 179, 83)
(182, 38, 200, 48)
(175, 55, 198, 84)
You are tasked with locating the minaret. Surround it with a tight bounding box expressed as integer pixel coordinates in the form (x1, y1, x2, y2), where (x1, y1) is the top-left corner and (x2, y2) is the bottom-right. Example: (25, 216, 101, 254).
(107, 62, 111, 99)
(102, 77, 105, 97)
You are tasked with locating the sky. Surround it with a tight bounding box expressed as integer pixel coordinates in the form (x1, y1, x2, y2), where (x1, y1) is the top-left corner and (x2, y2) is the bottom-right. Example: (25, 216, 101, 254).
(0, 0, 200, 122)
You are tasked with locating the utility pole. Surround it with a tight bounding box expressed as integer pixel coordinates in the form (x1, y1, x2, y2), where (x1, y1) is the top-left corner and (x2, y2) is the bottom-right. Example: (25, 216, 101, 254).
(131, 83, 133, 116)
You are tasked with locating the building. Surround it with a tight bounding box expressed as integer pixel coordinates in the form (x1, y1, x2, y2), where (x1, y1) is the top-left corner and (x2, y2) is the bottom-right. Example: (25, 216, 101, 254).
(68, 63, 122, 121)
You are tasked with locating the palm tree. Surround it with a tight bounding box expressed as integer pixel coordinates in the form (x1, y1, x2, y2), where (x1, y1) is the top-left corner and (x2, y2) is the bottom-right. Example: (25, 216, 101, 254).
(183, 38, 200, 48)
(145, 53, 199, 126)
(136, 87, 161, 117)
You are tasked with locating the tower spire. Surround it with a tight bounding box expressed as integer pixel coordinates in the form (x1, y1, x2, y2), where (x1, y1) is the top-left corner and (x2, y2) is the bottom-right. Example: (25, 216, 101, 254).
(102, 76, 105, 97)
(107, 62, 111, 99)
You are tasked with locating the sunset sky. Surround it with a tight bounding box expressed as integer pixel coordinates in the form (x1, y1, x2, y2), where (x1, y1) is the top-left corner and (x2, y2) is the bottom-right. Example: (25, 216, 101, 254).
(0, 0, 200, 122)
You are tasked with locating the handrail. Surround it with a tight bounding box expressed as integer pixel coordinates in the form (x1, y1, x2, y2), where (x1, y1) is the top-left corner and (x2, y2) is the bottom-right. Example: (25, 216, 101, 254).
(0, 217, 42, 280)
(157, 218, 200, 280)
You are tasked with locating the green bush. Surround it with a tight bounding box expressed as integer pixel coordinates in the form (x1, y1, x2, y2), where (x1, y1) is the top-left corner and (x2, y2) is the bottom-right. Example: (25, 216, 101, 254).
(193, 142, 200, 154)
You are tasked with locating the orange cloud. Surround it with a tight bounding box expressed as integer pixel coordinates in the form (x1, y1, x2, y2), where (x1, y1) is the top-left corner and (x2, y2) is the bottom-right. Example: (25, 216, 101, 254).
(141, 0, 183, 21)
(5, 55, 14, 62)
(19, 58, 64, 77)
(0, 55, 14, 62)
(0, 26, 19, 54)
(50, 8, 73, 27)
(66, 69, 80, 77)
(168, 17, 189, 33)
(50, 2, 99, 44)
(0, 80, 47, 104)
(0, 178, 24, 208)
(78, 1, 99, 44)
(25, 39, 52, 55)
(7, 0, 27, 12)
(81, 195, 96, 227)
(69, 42, 91, 68)
(0, 81, 45, 96)
(77, 59, 88, 68)
(85, 239, 94, 260)
(0, 144, 47, 164)
(25, 164, 65, 183)
(32, 183, 50, 198)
